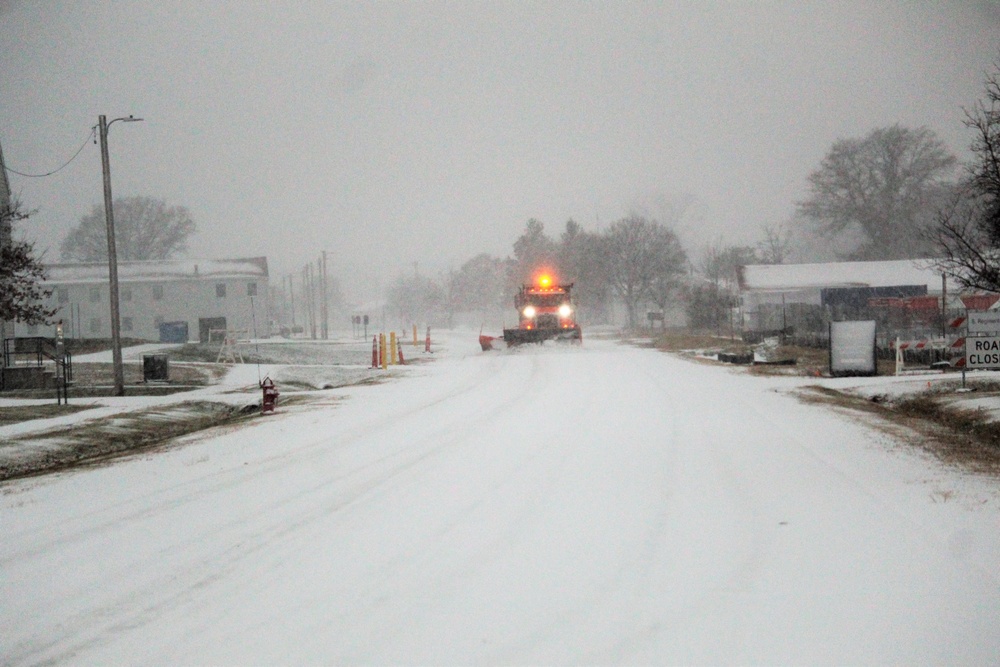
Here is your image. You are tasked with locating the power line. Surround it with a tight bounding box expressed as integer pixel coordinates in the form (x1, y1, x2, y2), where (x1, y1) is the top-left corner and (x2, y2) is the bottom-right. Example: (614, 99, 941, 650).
(3, 127, 96, 178)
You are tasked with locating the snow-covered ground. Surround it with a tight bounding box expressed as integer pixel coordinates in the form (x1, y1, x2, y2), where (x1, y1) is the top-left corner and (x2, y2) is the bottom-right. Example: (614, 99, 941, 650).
(2, 331, 999, 664)
(0, 339, 382, 443)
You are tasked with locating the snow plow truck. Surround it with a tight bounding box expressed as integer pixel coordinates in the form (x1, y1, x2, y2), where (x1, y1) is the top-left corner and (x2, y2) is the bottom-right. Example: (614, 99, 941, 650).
(479, 274, 582, 350)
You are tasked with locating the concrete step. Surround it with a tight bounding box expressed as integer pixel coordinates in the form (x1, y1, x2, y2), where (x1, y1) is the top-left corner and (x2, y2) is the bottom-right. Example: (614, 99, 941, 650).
(2, 366, 57, 390)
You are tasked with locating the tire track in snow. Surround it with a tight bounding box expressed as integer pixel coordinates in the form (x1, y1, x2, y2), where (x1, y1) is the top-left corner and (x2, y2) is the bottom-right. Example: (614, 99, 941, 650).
(1, 351, 510, 564)
(3, 350, 549, 665)
(337, 343, 685, 664)
(7, 340, 1000, 665)
(614, 348, 1000, 664)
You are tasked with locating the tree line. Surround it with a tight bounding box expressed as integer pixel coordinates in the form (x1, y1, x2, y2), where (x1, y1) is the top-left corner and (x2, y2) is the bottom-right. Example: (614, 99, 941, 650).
(386, 214, 795, 332)
(390, 214, 768, 331)
(387, 60, 1000, 330)
(4, 60, 1000, 331)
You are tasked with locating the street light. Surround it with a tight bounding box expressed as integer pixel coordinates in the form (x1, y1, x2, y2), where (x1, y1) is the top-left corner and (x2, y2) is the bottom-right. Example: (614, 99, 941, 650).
(99, 114, 143, 396)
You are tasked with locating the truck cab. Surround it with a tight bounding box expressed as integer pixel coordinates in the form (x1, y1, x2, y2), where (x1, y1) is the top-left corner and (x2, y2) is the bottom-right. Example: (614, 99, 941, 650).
(503, 274, 582, 345)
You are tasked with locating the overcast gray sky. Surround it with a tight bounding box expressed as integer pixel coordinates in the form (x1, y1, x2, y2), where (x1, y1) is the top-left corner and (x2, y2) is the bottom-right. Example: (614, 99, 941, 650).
(2, 1, 998, 301)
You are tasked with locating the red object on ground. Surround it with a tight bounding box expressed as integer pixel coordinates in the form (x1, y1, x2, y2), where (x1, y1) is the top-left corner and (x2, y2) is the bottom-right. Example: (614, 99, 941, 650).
(261, 376, 279, 414)
(425, 327, 431, 353)
(371, 336, 379, 368)
(398, 344, 405, 365)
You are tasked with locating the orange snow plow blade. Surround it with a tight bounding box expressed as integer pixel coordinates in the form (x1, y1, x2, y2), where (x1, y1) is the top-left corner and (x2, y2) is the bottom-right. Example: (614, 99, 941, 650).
(479, 325, 508, 351)
(479, 333, 506, 351)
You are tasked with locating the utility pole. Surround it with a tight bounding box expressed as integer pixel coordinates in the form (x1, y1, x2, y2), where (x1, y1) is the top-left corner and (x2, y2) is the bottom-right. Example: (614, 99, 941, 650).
(99, 116, 123, 395)
(99, 115, 125, 396)
(288, 274, 296, 330)
(0, 139, 11, 389)
(305, 264, 316, 339)
(314, 257, 320, 338)
(941, 273, 947, 339)
(300, 268, 307, 336)
(0, 139, 10, 246)
(320, 251, 329, 340)
(98, 114, 142, 396)
(310, 264, 316, 339)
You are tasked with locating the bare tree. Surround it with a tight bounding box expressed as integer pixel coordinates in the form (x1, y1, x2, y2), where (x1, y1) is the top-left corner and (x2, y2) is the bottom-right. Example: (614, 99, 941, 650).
(60, 195, 196, 262)
(800, 124, 957, 260)
(756, 221, 792, 264)
(386, 273, 446, 327)
(448, 253, 511, 319)
(557, 219, 613, 322)
(701, 240, 757, 288)
(934, 61, 1000, 290)
(604, 215, 687, 328)
(933, 194, 1000, 291)
(965, 64, 1000, 229)
(648, 269, 685, 324)
(686, 240, 756, 333)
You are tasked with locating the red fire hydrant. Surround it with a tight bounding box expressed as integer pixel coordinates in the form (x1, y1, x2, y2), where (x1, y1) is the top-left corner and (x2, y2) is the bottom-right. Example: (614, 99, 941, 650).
(261, 376, 279, 414)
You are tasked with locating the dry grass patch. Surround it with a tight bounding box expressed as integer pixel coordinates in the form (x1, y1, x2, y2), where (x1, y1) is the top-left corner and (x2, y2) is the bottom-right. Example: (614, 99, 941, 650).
(1, 362, 227, 401)
(797, 385, 1000, 476)
(70, 361, 225, 388)
(0, 404, 94, 426)
(652, 330, 748, 353)
(0, 400, 263, 481)
(895, 395, 1000, 452)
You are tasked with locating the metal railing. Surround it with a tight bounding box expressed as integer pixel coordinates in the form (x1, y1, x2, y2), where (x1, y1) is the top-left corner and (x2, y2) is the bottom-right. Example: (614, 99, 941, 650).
(2, 337, 73, 397)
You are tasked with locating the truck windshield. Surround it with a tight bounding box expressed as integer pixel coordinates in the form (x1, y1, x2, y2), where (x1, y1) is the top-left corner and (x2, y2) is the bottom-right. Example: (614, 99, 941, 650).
(525, 294, 568, 307)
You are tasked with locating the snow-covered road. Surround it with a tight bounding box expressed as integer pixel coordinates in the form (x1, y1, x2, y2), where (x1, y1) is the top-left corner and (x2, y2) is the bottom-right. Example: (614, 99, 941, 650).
(2, 334, 999, 664)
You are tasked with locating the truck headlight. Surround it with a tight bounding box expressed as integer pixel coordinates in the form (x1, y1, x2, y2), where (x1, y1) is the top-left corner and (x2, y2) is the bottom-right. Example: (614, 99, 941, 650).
(523, 306, 536, 318)
(558, 304, 572, 318)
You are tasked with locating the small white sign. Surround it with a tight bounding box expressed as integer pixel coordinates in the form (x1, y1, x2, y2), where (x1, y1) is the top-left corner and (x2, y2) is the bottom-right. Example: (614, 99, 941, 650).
(965, 336, 1000, 368)
(830, 320, 877, 375)
(967, 310, 1000, 334)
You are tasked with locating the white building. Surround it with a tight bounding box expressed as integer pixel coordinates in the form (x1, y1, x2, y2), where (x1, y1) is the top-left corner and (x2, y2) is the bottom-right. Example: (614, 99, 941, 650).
(737, 259, 947, 335)
(15, 257, 270, 343)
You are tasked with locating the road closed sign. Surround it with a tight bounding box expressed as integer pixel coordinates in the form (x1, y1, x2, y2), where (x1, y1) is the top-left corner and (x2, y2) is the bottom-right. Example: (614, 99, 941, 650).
(965, 336, 1000, 368)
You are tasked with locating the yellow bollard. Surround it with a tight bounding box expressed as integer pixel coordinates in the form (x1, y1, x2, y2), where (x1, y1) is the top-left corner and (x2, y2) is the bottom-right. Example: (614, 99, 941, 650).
(389, 332, 398, 366)
(379, 333, 387, 370)
(413, 324, 418, 347)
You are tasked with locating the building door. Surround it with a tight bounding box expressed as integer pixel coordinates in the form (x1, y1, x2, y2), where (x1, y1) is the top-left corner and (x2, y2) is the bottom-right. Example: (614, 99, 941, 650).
(159, 321, 189, 343)
(198, 317, 227, 343)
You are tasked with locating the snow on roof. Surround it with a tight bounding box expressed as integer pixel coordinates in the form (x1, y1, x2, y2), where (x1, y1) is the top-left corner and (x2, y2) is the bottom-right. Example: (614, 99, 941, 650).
(44, 257, 269, 284)
(738, 259, 943, 293)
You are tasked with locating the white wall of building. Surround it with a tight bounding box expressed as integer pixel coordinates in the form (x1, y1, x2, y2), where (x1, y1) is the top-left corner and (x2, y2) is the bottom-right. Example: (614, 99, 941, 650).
(14, 258, 270, 343)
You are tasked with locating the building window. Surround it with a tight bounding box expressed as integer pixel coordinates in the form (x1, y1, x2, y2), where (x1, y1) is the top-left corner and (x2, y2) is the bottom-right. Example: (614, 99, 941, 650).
(247, 282, 257, 297)
(89, 318, 102, 334)
(216, 283, 227, 298)
(89, 287, 101, 303)
(122, 317, 133, 332)
(152, 284, 164, 300)
(57, 288, 69, 304)
(122, 287, 133, 302)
